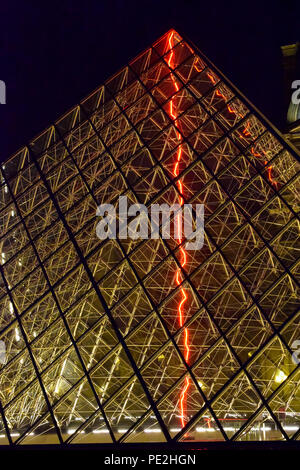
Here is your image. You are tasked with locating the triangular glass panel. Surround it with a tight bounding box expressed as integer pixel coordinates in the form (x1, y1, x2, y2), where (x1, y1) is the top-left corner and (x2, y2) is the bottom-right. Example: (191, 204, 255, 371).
(236, 407, 286, 441)
(178, 409, 225, 442)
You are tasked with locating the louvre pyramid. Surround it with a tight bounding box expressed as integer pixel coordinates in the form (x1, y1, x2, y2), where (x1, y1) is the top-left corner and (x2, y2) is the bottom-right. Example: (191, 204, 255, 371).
(0, 29, 299, 445)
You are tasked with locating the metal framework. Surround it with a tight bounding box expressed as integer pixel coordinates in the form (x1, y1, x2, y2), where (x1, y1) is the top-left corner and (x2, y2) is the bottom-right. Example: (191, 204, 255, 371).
(0, 29, 299, 445)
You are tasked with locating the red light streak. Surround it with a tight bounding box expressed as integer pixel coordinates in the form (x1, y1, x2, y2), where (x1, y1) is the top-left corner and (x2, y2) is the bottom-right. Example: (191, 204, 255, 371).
(205, 417, 211, 428)
(167, 31, 190, 429)
(165, 33, 279, 430)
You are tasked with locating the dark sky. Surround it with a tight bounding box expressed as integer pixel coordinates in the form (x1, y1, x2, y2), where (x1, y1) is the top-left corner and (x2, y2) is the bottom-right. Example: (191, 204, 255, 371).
(0, 0, 299, 162)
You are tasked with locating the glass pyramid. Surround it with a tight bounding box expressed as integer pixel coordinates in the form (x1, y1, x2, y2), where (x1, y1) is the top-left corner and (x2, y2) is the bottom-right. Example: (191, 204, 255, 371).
(0, 29, 299, 445)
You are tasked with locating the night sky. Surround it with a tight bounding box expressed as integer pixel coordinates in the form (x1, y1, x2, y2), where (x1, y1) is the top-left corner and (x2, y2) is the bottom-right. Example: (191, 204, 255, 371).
(0, 0, 299, 162)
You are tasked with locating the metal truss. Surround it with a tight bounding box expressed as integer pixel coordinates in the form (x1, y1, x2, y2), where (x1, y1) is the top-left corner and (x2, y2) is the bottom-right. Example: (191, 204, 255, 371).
(0, 29, 299, 445)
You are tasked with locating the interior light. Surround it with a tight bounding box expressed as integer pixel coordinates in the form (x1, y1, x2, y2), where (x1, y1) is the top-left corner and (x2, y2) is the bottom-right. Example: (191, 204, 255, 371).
(196, 427, 215, 432)
(274, 370, 287, 384)
(15, 328, 20, 342)
(197, 380, 205, 389)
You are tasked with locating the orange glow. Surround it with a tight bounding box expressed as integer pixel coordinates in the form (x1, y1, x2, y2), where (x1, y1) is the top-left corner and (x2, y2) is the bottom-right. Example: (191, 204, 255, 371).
(265, 160, 278, 188)
(179, 376, 190, 429)
(167, 31, 190, 429)
(187, 47, 279, 189)
(242, 121, 251, 136)
(207, 71, 216, 84)
(204, 68, 279, 189)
